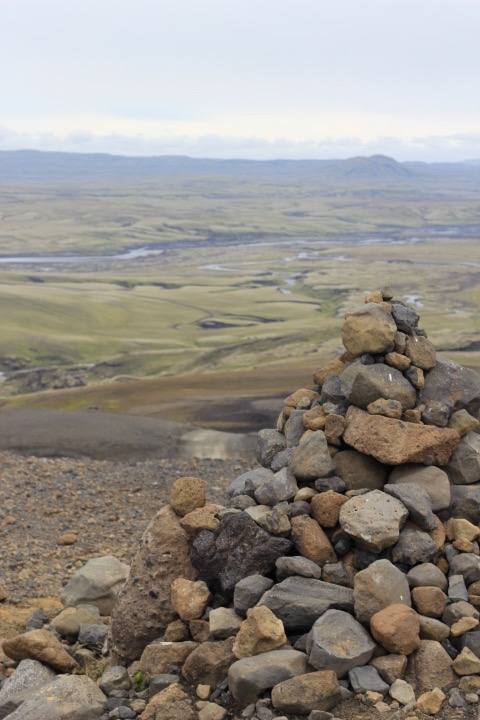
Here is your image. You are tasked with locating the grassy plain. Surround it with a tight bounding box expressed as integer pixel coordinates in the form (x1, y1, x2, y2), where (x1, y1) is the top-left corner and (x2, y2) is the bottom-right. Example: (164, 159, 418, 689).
(0, 162, 479, 428)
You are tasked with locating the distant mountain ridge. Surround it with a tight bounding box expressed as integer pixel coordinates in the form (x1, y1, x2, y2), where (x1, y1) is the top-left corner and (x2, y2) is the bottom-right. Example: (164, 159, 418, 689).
(0, 149, 479, 184)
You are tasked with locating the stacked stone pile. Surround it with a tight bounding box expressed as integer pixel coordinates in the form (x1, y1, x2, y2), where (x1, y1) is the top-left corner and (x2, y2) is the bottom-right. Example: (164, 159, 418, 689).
(2, 287, 480, 720)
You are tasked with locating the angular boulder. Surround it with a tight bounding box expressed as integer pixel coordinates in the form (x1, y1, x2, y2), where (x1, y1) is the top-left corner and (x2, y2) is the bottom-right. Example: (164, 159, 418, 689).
(334, 449, 387, 491)
(339, 490, 408, 552)
(354, 559, 412, 623)
(271, 671, 342, 714)
(340, 362, 416, 410)
(228, 648, 310, 703)
(341, 303, 397, 357)
(288, 431, 335, 481)
(446, 432, 480, 484)
(307, 609, 376, 677)
(3, 675, 106, 720)
(419, 356, 480, 419)
(388, 464, 451, 511)
(61, 555, 129, 615)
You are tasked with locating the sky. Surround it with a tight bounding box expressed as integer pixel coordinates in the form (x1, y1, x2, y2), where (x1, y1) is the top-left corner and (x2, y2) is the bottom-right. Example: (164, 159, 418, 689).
(1, 0, 479, 162)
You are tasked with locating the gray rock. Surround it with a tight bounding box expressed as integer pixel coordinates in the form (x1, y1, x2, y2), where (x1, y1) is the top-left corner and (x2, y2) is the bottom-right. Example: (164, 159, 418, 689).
(339, 490, 408, 552)
(448, 575, 469, 603)
(228, 649, 310, 703)
(270, 447, 295, 472)
(406, 563, 448, 592)
(290, 501, 312, 517)
(420, 356, 480, 419)
(256, 430, 287, 468)
(148, 674, 180, 698)
(307, 609, 376, 678)
(384, 483, 437, 531)
(412, 640, 456, 693)
(451, 487, 480, 524)
(209, 607, 243, 638)
(391, 526, 438, 566)
(458, 631, 480, 657)
(61, 556, 129, 615)
(321, 562, 351, 587)
(258, 576, 354, 632)
(308, 712, 334, 720)
(233, 575, 274, 617)
(253, 467, 298, 506)
(334, 449, 387, 491)
(228, 494, 257, 510)
(253, 507, 291, 537)
(449, 553, 480, 584)
(225, 468, 274, 499)
(388, 464, 451, 511)
(285, 410, 307, 447)
(99, 667, 131, 696)
(288, 432, 335, 481)
(0, 659, 56, 719)
(389, 678, 416, 705)
(422, 401, 450, 427)
(348, 666, 389, 694)
(419, 616, 451, 641)
(315, 477, 347, 493)
(354, 559, 411, 623)
(78, 623, 109, 648)
(340, 362, 416, 410)
(391, 302, 419, 334)
(320, 375, 349, 412)
(447, 433, 480, 485)
(275, 556, 322, 581)
(442, 601, 479, 626)
(4, 674, 106, 720)
(191, 513, 291, 595)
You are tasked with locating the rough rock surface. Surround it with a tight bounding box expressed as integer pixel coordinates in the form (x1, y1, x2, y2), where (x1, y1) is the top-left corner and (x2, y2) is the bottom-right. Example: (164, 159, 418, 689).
(307, 609, 376, 677)
(61, 555, 129, 615)
(354, 559, 411, 623)
(271, 671, 342, 714)
(2, 629, 78, 672)
(340, 362, 416, 410)
(111, 504, 197, 663)
(339, 489, 408, 551)
(3, 675, 106, 720)
(228, 648, 310, 703)
(341, 303, 397, 357)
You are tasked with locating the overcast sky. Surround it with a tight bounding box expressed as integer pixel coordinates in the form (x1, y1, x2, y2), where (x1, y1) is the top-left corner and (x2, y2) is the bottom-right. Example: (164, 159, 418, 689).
(1, 0, 479, 161)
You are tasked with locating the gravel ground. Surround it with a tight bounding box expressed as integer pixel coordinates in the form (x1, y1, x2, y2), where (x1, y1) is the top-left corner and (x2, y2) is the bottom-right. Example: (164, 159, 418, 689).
(0, 450, 255, 607)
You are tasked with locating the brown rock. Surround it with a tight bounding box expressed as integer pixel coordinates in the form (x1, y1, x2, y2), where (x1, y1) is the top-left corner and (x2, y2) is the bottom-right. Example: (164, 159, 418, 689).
(164, 619, 190, 642)
(180, 504, 222, 537)
(139, 640, 198, 675)
(302, 406, 326, 431)
(364, 290, 384, 304)
(448, 409, 480, 437)
(343, 406, 460, 465)
(271, 670, 342, 714)
(416, 688, 446, 715)
(445, 518, 480, 543)
(324, 414, 346, 446)
(171, 578, 212, 621)
(452, 646, 480, 675)
(370, 605, 420, 655)
(410, 640, 456, 693)
(233, 606, 286, 659)
(405, 335, 436, 370)
(2, 629, 78, 672)
(189, 619, 211, 643)
(371, 654, 407, 684)
(334, 448, 387, 491)
(411, 587, 447, 618)
(450, 616, 479, 636)
(313, 358, 346, 387)
(182, 638, 236, 687)
(111, 505, 197, 663)
(341, 303, 397, 358)
(403, 406, 423, 423)
(51, 606, 98, 638)
(429, 516, 446, 550)
(367, 398, 403, 419)
(385, 352, 411, 372)
(288, 431, 336, 481)
(290, 515, 337, 566)
(170, 476, 206, 517)
(285, 388, 319, 408)
(310, 491, 348, 528)
(59, 532, 77, 545)
(140, 683, 195, 720)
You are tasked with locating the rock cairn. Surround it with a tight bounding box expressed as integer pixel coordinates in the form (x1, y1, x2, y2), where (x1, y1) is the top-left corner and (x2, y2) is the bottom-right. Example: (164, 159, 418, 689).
(2, 287, 480, 720)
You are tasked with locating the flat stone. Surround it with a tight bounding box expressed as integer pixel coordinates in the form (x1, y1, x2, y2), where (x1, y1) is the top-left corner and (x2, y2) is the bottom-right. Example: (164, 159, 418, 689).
(275, 556, 322, 581)
(307, 609, 376, 678)
(389, 679, 416, 705)
(253, 467, 298, 506)
(209, 608, 243, 639)
(258, 576, 354, 632)
(341, 303, 397, 357)
(406, 563, 448, 592)
(233, 606, 286, 659)
(404, 335, 436, 370)
(190, 513, 291, 595)
(233, 575, 274, 618)
(0, 659, 56, 719)
(61, 555, 129, 616)
(419, 615, 450, 641)
(370, 604, 420, 655)
(256, 430, 287, 468)
(170, 476, 206, 517)
(271, 671, 342, 714)
(349, 666, 389, 694)
(334, 449, 387, 491)
(447, 432, 480, 484)
(391, 526, 438, 566)
(452, 646, 480, 675)
(442, 601, 479, 626)
(354, 559, 411, 623)
(383, 483, 436, 531)
(451, 617, 479, 636)
(288, 431, 335, 481)
(370, 654, 407, 684)
(339, 490, 408, 552)
(411, 640, 456, 693)
(340, 362, 416, 410)
(182, 638, 236, 688)
(419, 356, 480, 418)
(139, 640, 198, 675)
(4, 678, 103, 720)
(290, 515, 337, 566)
(2, 629, 78, 672)
(388, 464, 451, 511)
(228, 648, 310, 703)
(225, 468, 275, 498)
(343, 407, 460, 466)
(171, 578, 211, 621)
